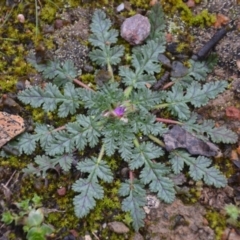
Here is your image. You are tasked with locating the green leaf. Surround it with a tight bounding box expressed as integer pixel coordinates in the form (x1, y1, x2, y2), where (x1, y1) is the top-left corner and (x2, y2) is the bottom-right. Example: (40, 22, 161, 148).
(16, 124, 54, 155)
(188, 81, 227, 107)
(185, 60, 212, 81)
(66, 122, 88, 150)
(58, 82, 81, 117)
(89, 9, 118, 47)
(17, 198, 30, 210)
(76, 114, 101, 147)
(72, 177, 104, 218)
(26, 226, 46, 240)
(46, 131, 75, 156)
(23, 155, 58, 178)
(1, 211, 14, 225)
(40, 223, 54, 236)
(32, 194, 42, 207)
(23, 164, 43, 178)
(18, 83, 81, 117)
(73, 150, 113, 218)
(131, 113, 167, 136)
(147, 3, 166, 40)
(129, 142, 164, 169)
(140, 163, 175, 203)
(40, 60, 60, 79)
(89, 45, 124, 66)
(206, 125, 238, 144)
(170, 150, 227, 187)
(26, 209, 44, 227)
(18, 85, 45, 108)
(225, 204, 240, 220)
(169, 152, 184, 174)
(34, 155, 58, 173)
(76, 157, 113, 183)
(53, 60, 78, 86)
(17, 133, 38, 155)
(119, 39, 165, 88)
(28, 59, 77, 87)
(52, 153, 75, 171)
(130, 88, 163, 113)
(128, 142, 175, 203)
(183, 117, 238, 144)
(133, 39, 165, 75)
(35, 124, 55, 149)
(46, 115, 101, 155)
(82, 83, 124, 115)
(89, 9, 124, 67)
(102, 120, 134, 160)
(165, 81, 227, 119)
(119, 180, 146, 231)
(171, 56, 218, 87)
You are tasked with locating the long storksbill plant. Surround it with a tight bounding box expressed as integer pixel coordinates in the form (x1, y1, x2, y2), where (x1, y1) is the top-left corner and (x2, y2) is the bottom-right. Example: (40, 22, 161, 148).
(14, 4, 237, 231)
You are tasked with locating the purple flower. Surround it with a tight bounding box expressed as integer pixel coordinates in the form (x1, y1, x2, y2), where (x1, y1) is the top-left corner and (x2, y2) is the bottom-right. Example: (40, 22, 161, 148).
(113, 106, 125, 117)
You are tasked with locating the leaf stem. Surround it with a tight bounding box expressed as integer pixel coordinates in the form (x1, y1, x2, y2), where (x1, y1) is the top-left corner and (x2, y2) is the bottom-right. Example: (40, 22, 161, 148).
(156, 117, 181, 125)
(97, 145, 105, 163)
(129, 170, 134, 183)
(162, 81, 174, 89)
(148, 134, 165, 148)
(0, 5, 15, 29)
(107, 62, 114, 82)
(73, 78, 94, 91)
(124, 86, 133, 98)
(133, 138, 140, 148)
(52, 125, 66, 132)
(153, 103, 169, 109)
(34, 0, 39, 38)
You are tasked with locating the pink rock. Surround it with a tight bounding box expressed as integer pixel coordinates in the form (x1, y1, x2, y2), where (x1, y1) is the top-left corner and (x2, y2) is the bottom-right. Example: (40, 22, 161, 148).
(121, 14, 150, 45)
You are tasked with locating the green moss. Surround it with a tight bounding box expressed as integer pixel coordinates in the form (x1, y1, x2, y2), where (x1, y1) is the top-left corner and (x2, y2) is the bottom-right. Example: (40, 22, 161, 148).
(0, 154, 28, 169)
(176, 42, 189, 54)
(205, 210, 226, 240)
(214, 157, 234, 179)
(7, 233, 17, 240)
(162, 0, 216, 27)
(129, 0, 149, 10)
(80, 73, 95, 85)
(40, 5, 57, 23)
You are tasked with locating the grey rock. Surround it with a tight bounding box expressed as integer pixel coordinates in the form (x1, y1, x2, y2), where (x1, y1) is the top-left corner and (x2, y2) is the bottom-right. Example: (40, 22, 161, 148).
(163, 125, 220, 157)
(170, 61, 188, 78)
(108, 221, 129, 234)
(158, 53, 171, 68)
(121, 14, 150, 45)
(132, 232, 144, 240)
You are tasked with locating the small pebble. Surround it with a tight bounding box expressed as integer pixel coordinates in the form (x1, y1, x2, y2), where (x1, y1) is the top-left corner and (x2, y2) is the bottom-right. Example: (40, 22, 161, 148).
(170, 61, 188, 78)
(57, 187, 66, 196)
(116, 3, 125, 12)
(108, 221, 129, 234)
(132, 232, 144, 240)
(158, 53, 171, 68)
(54, 19, 64, 29)
(121, 14, 150, 45)
(17, 14, 25, 23)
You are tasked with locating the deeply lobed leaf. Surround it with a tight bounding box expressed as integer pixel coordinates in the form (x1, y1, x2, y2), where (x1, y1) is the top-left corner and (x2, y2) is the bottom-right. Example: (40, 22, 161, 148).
(183, 116, 238, 144)
(18, 83, 81, 117)
(120, 38, 165, 88)
(165, 81, 228, 120)
(169, 150, 227, 187)
(119, 180, 146, 231)
(76, 157, 113, 183)
(73, 178, 104, 218)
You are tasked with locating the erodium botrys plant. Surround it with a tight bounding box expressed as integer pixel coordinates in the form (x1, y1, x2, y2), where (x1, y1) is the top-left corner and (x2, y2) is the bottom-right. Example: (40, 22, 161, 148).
(12, 4, 237, 231)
